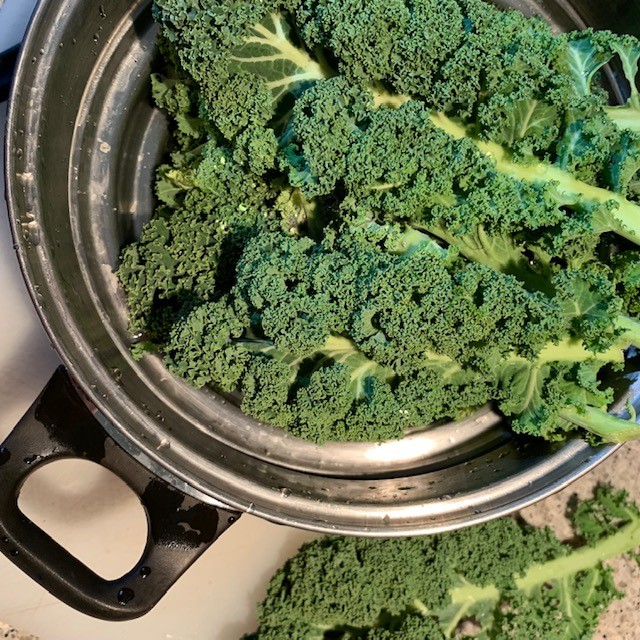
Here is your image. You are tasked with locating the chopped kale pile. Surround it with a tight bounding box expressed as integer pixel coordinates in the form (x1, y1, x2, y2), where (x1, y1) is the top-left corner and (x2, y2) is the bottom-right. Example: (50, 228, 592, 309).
(245, 485, 640, 639)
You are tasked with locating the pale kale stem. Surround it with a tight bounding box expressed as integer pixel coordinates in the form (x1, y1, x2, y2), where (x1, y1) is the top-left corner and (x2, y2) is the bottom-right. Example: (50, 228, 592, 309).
(559, 406, 640, 442)
(309, 623, 333, 639)
(605, 106, 640, 133)
(235, 13, 333, 86)
(500, 336, 626, 412)
(415, 221, 522, 274)
(429, 112, 640, 247)
(267, 72, 324, 93)
(248, 20, 318, 70)
(411, 598, 431, 616)
(517, 99, 543, 140)
(533, 337, 626, 367)
(368, 181, 402, 191)
(243, 334, 396, 396)
(444, 580, 500, 636)
(616, 314, 640, 347)
(369, 95, 640, 245)
(516, 516, 640, 594)
(409, 517, 640, 636)
(371, 86, 412, 109)
(322, 334, 396, 398)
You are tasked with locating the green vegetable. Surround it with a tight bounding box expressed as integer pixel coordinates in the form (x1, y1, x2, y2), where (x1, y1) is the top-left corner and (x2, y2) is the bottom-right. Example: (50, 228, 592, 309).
(246, 485, 640, 639)
(118, 0, 640, 444)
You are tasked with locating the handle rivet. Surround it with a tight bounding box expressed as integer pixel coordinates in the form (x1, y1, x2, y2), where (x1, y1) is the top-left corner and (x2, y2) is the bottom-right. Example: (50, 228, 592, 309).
(117, 587, 135, 605)
(139, 566, 151, 578)
(0, 447, 11, 467)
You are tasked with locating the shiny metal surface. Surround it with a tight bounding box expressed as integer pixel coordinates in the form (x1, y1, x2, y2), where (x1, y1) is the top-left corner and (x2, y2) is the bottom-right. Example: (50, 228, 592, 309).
(5, 0, 640, 534)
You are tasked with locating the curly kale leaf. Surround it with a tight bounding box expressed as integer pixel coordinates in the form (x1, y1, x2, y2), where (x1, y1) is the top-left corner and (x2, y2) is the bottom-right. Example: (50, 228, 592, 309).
(247, 487, 640, 639)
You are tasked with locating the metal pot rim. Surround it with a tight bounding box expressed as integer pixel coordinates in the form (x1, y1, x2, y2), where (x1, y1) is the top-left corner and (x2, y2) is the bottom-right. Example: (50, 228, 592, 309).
(3, 0, 629, 535)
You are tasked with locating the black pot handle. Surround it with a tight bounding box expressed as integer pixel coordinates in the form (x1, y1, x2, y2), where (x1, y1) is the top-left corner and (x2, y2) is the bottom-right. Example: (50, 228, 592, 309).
(0, 366, 241, 621)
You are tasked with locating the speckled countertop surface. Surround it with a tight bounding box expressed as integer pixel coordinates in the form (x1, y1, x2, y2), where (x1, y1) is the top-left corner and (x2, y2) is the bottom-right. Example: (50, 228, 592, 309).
(521, 441, 640, 640)
(0, 622, 38, 640)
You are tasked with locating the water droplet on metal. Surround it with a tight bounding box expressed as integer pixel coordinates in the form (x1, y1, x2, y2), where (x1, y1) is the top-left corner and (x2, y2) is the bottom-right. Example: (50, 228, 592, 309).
(279, 487, 291, 498)
(21, 220, 41, 246)
(156, 439, 170, 451)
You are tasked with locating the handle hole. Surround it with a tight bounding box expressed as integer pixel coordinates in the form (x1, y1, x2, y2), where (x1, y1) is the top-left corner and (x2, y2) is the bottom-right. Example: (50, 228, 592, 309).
(17, 459, 148, 580)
